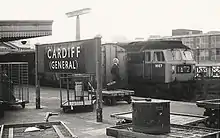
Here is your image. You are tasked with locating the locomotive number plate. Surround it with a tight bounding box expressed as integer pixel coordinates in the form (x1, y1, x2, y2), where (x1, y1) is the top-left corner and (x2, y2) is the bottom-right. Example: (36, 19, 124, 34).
(176, 65, 191, 73)
(155, 64, 163, 68)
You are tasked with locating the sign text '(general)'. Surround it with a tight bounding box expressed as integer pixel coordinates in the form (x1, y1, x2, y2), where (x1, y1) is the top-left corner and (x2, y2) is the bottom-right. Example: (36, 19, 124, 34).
(46, 46, 81, 70)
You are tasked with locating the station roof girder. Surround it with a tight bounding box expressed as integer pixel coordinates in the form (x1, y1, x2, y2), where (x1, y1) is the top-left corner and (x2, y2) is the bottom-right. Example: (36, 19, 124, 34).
(0, 20, 53, 42)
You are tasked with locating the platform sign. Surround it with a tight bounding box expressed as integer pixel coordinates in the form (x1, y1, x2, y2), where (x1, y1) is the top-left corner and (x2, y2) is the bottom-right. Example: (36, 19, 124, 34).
(44, 42, 84, 73)
(37, 38, 97, 74)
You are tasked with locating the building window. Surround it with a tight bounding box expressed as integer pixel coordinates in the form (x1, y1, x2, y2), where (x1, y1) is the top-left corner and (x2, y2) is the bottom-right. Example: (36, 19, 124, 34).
(196, 37, 200, 43)
(203, 36, 209, 44)
(211, 36, 216, 44)
(216, 48, 220, 55)
(216, 36, 220, 41)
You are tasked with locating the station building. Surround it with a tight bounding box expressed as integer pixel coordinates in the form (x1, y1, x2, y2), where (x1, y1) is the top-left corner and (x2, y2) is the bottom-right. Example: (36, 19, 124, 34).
(152, 29, 220, 63)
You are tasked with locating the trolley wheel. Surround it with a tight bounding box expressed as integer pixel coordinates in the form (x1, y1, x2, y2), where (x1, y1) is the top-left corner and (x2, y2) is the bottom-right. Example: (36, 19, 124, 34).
(110, 97, 116, 106)
(197, 122, 206, 127)
(92, 96, 96, 100)
(103, 97, 116, 106)
(127, 100, 131, 104)
(87, 105, 94, 112)
(103, 98, 110, 105)
(126, 96, 132, 104)
(21, 103, 25, 108)
(63, 107, 70, 113)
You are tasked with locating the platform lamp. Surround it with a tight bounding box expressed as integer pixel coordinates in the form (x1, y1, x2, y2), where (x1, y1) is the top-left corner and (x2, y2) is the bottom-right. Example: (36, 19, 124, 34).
(66, 8, 91, 41)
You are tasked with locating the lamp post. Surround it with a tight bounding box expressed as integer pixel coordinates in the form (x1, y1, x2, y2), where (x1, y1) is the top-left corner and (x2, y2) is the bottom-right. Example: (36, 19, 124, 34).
(196, 46, 200, 64)
(95, 35, 103, 122)
(35, 43, 41, 109)
(66, 8, 91, 41)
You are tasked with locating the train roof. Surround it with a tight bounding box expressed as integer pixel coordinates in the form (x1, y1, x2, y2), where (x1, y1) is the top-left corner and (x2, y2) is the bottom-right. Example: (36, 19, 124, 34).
(116, 40, 190, 52)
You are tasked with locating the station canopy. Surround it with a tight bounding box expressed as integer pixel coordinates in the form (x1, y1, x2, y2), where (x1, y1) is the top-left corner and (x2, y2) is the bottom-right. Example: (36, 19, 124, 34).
(0, 20, 53, 42)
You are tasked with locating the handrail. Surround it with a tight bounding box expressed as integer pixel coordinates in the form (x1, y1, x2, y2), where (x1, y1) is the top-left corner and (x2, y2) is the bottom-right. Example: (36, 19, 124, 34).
(88, 82, 95, 92)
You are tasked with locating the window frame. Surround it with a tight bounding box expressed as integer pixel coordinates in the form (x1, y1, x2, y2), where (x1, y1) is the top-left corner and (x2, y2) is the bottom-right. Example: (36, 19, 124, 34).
(144, 51, 151, 62)
(153, 51, 165, 62)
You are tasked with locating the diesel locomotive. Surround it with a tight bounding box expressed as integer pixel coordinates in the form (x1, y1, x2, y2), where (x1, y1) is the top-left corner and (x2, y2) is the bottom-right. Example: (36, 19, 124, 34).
(117, 40, 197, 100)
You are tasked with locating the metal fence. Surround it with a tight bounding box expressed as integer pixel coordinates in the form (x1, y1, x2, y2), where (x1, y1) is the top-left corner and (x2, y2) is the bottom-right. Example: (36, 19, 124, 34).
(0, 62, 29, 106)
(195, 65, 220, 79)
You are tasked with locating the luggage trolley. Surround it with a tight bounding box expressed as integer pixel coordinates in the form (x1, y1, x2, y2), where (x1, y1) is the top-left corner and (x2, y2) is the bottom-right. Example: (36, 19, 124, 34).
(0, 62, 29, 108)
(196, 99, 220, 129)
(59, 73, 94, 113)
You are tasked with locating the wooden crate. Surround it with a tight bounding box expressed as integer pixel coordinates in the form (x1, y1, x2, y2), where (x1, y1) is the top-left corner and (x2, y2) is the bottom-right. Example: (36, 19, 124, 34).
(111, 111, 208, 126)
(106, 123, 220, 138)
(0, 121, 77, 138)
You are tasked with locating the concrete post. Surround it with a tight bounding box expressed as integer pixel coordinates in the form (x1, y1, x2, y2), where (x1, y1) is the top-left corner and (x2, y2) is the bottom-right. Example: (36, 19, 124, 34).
(95, 35, 103, 122)
(35, 44, 41, 109)
(76, 15, 80, 41)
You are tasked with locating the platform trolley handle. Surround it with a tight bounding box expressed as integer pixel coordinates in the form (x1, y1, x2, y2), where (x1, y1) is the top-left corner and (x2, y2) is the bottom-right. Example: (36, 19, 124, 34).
(88, 82, 95, 92)
(44, 112, 59, 122)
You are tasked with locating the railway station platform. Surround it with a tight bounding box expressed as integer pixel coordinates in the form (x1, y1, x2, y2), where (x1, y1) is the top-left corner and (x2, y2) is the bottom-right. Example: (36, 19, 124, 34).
(0, 86, 205, 138)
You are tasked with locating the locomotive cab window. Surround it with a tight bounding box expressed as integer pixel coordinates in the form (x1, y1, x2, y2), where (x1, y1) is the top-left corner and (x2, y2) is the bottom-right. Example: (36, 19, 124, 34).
(181, 50, 194, 61)
(153, 51, 165, 62)
(166, 49, 182, 61)
(145, 52, 151, 62)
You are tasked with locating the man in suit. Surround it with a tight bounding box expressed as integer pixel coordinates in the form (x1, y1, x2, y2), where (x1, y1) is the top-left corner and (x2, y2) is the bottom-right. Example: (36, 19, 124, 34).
(111, 58, 121, 82)
(107, 58, 121, 90)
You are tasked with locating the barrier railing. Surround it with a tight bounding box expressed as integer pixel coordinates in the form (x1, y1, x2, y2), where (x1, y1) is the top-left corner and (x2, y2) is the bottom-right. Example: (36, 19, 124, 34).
(195, 65, 220, 79)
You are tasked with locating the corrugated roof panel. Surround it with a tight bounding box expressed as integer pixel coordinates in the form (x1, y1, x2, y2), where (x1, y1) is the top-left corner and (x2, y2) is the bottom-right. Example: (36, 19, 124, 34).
(0, 20, 53, 42)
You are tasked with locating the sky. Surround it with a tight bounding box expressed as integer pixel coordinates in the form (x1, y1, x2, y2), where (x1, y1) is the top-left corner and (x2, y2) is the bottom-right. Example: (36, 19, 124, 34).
(0, 0, 219, 43)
